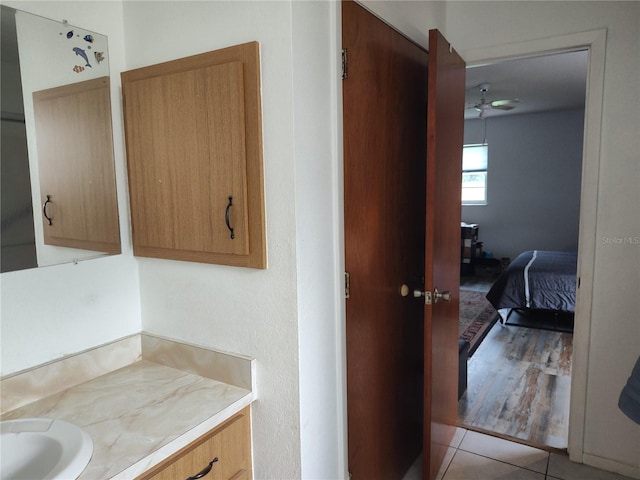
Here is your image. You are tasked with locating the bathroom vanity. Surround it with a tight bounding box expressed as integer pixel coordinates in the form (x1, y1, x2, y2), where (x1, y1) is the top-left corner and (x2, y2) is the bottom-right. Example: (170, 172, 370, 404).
(138, 407, 251, 480)
(0, 334, 255, 479)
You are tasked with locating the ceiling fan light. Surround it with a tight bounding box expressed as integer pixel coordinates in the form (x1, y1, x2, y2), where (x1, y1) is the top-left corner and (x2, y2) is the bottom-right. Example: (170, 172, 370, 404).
(492, 98, 520, 107)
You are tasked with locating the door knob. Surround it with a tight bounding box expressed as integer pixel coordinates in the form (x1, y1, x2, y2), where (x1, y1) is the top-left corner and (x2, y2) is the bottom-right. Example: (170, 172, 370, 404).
(412, 287, 451, 304)
(433, 288, 451, 303)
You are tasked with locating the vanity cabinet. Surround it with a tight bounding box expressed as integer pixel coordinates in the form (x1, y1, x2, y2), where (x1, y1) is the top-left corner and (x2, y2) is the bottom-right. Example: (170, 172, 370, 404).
(137, 407, 252, 480)
(121, 42, 266, 268)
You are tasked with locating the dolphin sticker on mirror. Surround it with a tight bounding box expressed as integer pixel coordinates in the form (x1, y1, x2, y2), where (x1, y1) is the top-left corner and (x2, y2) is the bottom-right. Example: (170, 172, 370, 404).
(72, 47, 91, 67)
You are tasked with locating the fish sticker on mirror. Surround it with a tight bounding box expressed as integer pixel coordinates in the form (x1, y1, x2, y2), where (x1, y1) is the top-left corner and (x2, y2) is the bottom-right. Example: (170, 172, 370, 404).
(66, 30, 74, 39)
(83, 34, 93, 43)
(72, 47, 91, 67)
(73, 65, 85, 73)
(94, 52, 105, 64)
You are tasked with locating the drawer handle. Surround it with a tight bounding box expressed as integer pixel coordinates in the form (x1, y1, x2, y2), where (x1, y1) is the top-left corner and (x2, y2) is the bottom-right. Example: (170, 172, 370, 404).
(225, 196, 235, 239)
(186, 456, 218, 480)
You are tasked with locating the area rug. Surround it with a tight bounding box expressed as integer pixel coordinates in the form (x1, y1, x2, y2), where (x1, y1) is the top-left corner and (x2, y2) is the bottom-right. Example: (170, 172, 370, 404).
(459, 289, 499, 356)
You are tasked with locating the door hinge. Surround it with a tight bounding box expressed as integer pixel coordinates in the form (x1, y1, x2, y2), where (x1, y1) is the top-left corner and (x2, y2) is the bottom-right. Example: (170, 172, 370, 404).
(341, 48, 348, 80)
(345, 271, 350, 299)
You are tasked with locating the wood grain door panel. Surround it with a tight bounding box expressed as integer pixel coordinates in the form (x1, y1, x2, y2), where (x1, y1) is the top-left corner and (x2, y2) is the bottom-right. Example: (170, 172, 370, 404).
(124, 63, 248, 255)
(124, 69, 211, 252)
(137, 407, 251, 480)
(343, 2, 428, 478)
(203, 61, 249, 255)
(424, 29, 466, 480)
(121, 42, 265, 268)
(33, 77, 120, 253)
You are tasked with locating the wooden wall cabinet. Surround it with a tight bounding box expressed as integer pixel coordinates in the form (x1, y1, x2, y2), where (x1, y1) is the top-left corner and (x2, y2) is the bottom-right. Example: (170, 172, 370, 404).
(137, 407, 252, 480)
(33, 77, 121, 254)
(121, 42, 266, 269)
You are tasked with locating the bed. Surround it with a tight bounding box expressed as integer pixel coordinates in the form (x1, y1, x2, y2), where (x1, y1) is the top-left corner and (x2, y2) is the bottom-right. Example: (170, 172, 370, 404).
(486, 250, 577, 327)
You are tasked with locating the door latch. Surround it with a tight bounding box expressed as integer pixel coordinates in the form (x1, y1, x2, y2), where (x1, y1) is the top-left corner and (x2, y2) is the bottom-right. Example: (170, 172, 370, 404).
(413, 288, 451, 305)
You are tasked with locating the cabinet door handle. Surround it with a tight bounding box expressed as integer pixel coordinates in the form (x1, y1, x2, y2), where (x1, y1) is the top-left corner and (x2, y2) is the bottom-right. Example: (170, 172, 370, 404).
(225, 196, 235, 239)
(43, 194, 53, 225)
(186, 456, 218, 480)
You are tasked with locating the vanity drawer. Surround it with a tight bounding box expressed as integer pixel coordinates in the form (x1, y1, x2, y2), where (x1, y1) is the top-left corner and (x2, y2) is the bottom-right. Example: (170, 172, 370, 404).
(138, 407, 251, 480)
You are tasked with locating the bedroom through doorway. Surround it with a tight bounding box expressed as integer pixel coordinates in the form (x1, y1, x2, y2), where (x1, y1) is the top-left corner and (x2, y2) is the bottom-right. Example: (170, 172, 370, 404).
(456, 49, 589, 451)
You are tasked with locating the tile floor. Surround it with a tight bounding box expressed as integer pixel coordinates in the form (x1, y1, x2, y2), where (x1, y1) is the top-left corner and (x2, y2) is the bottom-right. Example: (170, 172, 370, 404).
(402, 428, 635, 480)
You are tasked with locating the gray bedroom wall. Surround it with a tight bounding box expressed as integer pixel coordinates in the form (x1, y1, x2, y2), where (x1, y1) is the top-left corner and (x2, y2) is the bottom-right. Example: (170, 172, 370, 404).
(462, 108, 584, 263)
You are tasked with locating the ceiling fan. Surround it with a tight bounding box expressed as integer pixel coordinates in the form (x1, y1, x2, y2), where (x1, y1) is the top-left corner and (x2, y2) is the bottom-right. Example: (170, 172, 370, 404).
(467, 83, 520, 119)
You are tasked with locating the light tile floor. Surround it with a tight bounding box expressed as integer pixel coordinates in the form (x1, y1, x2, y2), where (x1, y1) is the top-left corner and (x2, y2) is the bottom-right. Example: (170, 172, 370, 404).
(402, 428, 636, 480)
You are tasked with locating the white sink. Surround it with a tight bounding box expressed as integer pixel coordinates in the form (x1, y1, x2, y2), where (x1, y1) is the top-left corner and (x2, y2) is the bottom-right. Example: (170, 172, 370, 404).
(0, 418, 93, 480)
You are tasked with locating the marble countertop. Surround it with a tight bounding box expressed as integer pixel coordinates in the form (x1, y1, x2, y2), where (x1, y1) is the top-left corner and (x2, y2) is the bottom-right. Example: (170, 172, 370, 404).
(1, 359, 253, 479)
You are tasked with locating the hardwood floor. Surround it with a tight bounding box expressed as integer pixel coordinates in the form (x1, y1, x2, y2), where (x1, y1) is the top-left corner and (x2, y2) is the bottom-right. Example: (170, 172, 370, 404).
(457, 320, 573, 450)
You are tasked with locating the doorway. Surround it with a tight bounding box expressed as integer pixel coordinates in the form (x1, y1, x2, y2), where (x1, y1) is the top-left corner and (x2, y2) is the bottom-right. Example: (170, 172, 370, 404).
(454, 32, 605, 457)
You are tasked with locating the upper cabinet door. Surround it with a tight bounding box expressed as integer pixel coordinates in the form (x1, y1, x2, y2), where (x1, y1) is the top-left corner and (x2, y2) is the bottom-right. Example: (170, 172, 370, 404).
(34, 77, 121, 254)
(121, 42, 266, 269)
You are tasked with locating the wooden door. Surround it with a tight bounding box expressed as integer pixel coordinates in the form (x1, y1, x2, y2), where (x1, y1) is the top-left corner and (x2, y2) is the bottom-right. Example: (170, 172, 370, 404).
(33, 77, 120, 254)
(423, 29, 466, 480)
(343, 2, 428, 478)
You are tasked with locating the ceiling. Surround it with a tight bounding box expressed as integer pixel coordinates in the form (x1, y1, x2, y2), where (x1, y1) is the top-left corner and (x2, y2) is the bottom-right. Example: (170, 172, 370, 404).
(464, 50, 589, 120)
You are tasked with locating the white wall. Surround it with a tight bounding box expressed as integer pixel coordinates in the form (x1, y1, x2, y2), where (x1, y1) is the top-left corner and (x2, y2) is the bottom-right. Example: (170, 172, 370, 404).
(292, 2, 347, 479)
(1, 1, 141, 375)
(462, 109, 584, 262)
(358, 0, 446, 47)
(121, 2, 303, 478)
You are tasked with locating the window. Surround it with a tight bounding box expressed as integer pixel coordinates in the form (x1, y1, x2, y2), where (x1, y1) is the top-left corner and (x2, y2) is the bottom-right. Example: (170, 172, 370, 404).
(462, 144, 488, 205)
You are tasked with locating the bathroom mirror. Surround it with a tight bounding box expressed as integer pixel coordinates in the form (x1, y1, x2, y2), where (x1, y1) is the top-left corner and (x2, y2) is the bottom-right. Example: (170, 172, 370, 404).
(1, 5, 120, 273)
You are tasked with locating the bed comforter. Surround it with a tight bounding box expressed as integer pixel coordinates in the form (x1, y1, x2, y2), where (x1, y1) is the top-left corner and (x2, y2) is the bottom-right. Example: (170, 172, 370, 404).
(486, 250, 577, 315)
